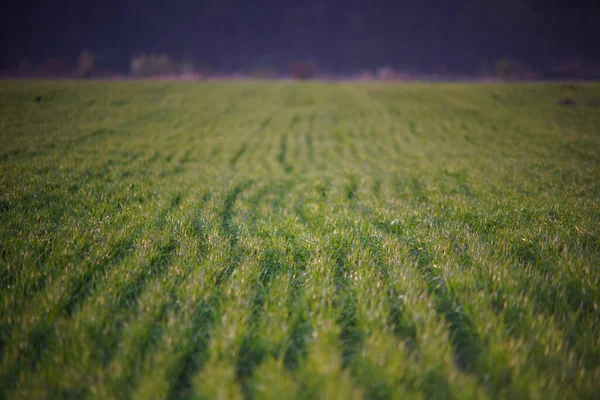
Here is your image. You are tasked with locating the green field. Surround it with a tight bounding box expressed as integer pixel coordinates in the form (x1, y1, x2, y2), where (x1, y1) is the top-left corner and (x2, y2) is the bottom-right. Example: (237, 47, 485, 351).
(1, 81, 599, 399)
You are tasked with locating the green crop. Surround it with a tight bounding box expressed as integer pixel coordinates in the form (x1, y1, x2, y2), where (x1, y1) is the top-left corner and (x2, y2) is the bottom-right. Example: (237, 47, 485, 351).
(1, 81, 599, 399)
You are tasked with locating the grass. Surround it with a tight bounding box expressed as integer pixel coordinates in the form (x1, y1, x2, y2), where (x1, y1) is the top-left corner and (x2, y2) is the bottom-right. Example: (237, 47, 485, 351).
(0, 80, 599, 399)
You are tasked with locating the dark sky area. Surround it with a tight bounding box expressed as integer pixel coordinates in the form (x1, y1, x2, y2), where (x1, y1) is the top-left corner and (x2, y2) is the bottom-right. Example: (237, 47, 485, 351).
(1, 0, 599, 74)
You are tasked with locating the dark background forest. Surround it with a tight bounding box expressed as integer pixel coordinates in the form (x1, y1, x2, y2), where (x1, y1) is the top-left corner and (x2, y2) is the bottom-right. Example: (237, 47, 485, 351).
(1, 0, 599, 78)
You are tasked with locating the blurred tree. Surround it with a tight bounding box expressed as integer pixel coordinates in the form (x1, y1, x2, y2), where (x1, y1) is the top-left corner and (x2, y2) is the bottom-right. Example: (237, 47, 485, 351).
(494, 59, 514, 80)
(290, 61, 316, 80)
(36, 57, 71, 77)
(130, 54, 177, 77)
(75, 50, 94, 78)
(251, 65, 277, 79)
(180, 59, 197, 74)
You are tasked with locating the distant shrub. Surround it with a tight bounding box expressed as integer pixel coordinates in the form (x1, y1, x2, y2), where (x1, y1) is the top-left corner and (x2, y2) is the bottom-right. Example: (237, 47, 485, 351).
(74, 50, 94, 78)
(552, 58, 585, 79)
(130, 54, 178, 77)
(180, 59, 197, 75)
(290, 61, 316, 80)
(515, 63, 537, 80)
(177, 60, 204, 80)
(357, 70, 375, 81)
(479, 62, 493, 80)
(231, 72, 248, 80)
(493, 59, 537, 81)
(195, 66, 214, 79)
(376, 66, 397, 81)
(493, 59, 518, 80)
(251, 66, 277, 80)
(36, 58, 72, 77)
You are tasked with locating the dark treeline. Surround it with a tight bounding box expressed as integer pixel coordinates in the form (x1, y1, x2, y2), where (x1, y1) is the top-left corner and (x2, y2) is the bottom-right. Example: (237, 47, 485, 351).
(1, 0, 598, 75)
